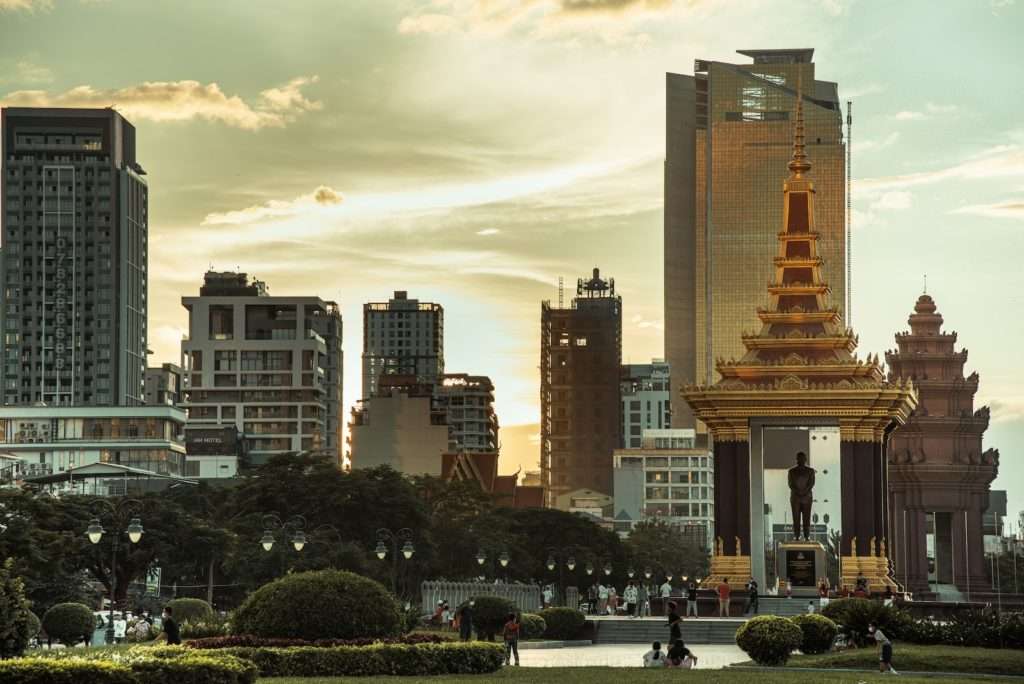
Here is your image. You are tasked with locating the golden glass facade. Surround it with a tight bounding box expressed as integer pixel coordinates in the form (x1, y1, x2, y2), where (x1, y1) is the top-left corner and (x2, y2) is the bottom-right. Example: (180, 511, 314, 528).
(666, 50, 846, 426)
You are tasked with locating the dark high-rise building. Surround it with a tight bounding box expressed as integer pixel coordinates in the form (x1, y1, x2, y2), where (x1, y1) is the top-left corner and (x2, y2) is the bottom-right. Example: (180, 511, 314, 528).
(1, 108, 148, 406)
(540, 268, 622, 508)
(664, 49, 845, 427)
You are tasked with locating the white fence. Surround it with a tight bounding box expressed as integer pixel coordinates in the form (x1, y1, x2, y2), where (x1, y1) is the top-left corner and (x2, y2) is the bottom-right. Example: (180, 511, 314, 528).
(420, 581, 543, 614)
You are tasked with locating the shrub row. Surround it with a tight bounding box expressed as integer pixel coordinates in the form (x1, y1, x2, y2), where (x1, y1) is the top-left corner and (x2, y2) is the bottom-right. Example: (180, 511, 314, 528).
(537, 607, 585, 640)
(212, 642, 505, 677)
(0, 653, 256, 684)
(187, 632, 452, 649)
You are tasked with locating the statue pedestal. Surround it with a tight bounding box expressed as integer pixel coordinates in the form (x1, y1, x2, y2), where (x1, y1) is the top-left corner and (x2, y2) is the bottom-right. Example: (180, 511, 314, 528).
(777, 540, 826, 597)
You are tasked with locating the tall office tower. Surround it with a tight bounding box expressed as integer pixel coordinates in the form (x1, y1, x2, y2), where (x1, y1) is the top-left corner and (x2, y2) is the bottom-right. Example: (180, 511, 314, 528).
(1, 108, 149, 406)
(620, 360, 672, 448)
(540, 268, 622, 508)
(664, 49, 845, 427)
(361, 291, 443, 400)
(181, 272, 343, 466)
(435, 373, 499, 453)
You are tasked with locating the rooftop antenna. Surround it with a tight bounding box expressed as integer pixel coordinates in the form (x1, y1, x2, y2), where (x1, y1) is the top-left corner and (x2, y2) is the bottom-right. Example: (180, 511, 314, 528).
(558, 276, 564, 308)
(846, 100, 853, 328)
(923, 274, 927, 294)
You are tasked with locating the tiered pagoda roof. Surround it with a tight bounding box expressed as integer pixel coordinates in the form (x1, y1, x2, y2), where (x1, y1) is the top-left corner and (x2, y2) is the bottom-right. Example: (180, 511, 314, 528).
(682, 83, 917, 441)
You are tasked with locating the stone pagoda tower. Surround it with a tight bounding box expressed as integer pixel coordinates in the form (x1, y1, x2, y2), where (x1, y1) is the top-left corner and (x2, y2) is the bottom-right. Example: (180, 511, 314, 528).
(682, 84, 917, 591)
(885, 294, 999, 598)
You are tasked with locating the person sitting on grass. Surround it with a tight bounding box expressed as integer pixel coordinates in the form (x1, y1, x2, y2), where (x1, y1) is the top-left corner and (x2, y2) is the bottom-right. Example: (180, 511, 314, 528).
(666, 638, 697, 669)
(642, 640, 665, 668)
(868, 622, 898, 676)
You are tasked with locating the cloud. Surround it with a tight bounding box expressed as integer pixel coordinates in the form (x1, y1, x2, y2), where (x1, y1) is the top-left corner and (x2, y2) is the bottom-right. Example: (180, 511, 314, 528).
(203, 185, 344, 226)
(891, 102, 958, 122)
(476, 228, 501, 236)
(0, 0, 51, 10)
(870, 191, 913, 211)
(853, 131, 900, 154)
(11, 60, 53, 84)
(842, 82, 884, 99)
(892, 110, 926, 121)
(631, 313, 664, 331)
(558, 0, 671, 14)
(0, 76, 321, 130)
(951, 199, 1024, 221)
(858, 143, 1024, 194)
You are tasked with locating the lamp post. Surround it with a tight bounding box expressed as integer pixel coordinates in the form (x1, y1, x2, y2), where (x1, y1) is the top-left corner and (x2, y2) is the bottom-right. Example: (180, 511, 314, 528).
(376, 528, 415, 595)
(85, 499, 144, 645)
(475, 548, 510, 583)
(545, 549, 577, 607)
(259, 513, 309, 553)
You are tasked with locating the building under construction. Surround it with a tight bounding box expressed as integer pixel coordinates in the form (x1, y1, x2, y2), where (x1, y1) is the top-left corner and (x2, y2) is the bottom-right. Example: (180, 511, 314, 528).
(540, 268, 622, 508)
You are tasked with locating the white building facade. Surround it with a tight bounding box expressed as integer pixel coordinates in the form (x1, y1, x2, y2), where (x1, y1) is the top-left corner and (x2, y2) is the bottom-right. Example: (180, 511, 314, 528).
(620, 360, 672, 448)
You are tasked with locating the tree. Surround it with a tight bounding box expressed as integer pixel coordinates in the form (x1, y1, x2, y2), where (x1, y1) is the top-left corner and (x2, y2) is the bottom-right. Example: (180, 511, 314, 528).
(0, 558, 33, 657)
(627, 519, 710, 580)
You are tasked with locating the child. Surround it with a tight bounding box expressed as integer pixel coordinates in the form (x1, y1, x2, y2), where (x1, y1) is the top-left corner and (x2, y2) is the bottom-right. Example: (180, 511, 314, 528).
(642, 640, 665, 668)
(502, 613, 520, 666)
(807, 600, 815, 614)
(868, 622, 898, 676)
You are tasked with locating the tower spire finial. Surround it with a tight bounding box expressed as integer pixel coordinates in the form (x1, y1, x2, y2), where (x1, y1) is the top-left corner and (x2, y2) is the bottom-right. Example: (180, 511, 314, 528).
(788, 73, 811, 179)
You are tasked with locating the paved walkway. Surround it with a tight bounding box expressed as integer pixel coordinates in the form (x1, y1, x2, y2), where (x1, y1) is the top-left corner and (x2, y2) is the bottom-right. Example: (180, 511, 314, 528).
(517, 643, 747, 668)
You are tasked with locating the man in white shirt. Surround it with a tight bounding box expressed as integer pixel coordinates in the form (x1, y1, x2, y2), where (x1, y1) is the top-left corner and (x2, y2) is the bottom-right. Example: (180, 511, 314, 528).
(660, 580, 672, 598)
(642, 640, 665, 667)
(597, 583, 609, 615)
(624, 581, 639, 618)
(869, 623, 899, 676)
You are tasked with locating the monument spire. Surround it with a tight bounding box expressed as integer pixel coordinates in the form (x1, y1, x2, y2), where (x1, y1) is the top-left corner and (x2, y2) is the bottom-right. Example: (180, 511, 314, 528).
(788, 75, 811, 179)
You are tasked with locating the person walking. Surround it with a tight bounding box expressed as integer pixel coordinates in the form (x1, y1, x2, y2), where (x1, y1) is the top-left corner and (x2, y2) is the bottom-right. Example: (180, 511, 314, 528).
(502, 613, 521, 666)
(717, 577, 731, 617)
(458, 601, 474, 641)
(747, 579, 759, 615)
(869, 622, 899, 675)
(667, 601, 682, 644)
(153, 606, 181, 646)
(686, 582, 699, 618)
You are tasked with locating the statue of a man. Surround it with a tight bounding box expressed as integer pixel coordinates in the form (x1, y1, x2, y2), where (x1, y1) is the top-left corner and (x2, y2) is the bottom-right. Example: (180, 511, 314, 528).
(787, 451, 816, 540)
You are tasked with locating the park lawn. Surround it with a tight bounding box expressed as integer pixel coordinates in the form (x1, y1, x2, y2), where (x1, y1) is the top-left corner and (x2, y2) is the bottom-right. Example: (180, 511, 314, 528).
(260, 667, 1008, 684)
(786, 643, 1024, 676)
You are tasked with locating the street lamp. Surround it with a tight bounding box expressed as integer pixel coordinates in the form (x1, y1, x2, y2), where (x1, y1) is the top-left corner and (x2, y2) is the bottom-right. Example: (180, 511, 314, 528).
(259, 514, 307, 553)
(545, 549, 578, 606)
(376, 528, 415, 595)
(475, 548, 511, 582)
(85, 499, 144, 645)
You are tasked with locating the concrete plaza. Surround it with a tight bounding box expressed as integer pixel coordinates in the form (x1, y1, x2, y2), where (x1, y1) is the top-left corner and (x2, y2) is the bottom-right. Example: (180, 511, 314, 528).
(518, 643, 748, 668)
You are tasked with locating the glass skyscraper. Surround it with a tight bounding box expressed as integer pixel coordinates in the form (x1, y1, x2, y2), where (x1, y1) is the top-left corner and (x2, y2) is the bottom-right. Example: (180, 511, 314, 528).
(664, 49, 846, 428)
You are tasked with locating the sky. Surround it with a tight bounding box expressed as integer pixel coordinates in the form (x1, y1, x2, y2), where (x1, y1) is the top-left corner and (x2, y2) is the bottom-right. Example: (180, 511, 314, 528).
(1, 0, 1022, 522)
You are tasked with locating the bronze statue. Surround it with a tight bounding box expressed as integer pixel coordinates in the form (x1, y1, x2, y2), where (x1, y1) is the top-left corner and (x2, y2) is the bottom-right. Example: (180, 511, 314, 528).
(787, 451, 816, 540)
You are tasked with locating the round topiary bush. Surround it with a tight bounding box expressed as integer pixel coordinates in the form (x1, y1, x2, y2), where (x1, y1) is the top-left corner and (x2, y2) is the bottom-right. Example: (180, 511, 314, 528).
(519, 613, 546, 640)
(537, 607, 585, 641)
(820, 597, 900, 647)
(25, 611, 41, 639)
(736, 614, 803, 666)
(41, 602, 95, 646)
(232, 570, 401, 641)
(166, 598, 214, 624)
(791, 613, 838, 654)
(467, 596, 516, 642)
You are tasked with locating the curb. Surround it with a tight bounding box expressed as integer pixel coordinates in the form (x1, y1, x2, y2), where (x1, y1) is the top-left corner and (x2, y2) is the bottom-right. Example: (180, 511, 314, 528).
(518, 640, 594, 649)
(728, 665, 1024, 680)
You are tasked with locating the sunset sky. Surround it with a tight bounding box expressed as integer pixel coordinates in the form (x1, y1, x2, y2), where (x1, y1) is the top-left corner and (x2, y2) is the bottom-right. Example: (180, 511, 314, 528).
(2, 0, 1022, 520)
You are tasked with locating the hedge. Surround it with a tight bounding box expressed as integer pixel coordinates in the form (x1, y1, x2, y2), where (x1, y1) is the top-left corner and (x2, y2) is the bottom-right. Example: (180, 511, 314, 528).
(790, 613, 838, 654)
(537, 607, 585, 640)
(736, 614, 803, 666)
(41, 602, 95, 646)
(212, 642, 505, 677)
(0, 653, 256, 684)
(165, 598, 214, 624)
(519, 613, 547, 640)
(232, 569, 401, 641)
(187, 633, 451, 649)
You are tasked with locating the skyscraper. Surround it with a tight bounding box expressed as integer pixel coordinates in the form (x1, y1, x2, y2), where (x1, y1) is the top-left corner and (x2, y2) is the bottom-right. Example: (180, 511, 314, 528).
(361, 291, 443, 399)
(540, 268, 622, 507)
(180, 271, 343, 466)
(1, 108, 149, 406)
(619, 360, 671, 448)
(664, 49, 845, 427)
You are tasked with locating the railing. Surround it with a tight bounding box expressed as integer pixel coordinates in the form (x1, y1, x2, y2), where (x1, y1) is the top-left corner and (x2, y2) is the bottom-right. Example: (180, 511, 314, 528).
(420, 581, 542, 615)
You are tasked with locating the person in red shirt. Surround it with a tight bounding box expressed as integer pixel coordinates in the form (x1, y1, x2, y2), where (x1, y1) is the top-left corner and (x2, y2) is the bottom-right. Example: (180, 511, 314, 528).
(502, 613, 521, 666)
(717, 577, 731, 617)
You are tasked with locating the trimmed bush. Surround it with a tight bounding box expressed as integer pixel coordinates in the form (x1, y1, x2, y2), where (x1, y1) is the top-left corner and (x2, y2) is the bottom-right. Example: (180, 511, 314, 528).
(41, 602, 95, 646)
(0, 559, 34, 658)
(736, 614, 803, 666)
(165, 598, 213, 624)
(187, 633, 451, 649)
(232, 569, 401, 641)
(19, 647, 256, 684)
(130, 653, 257, 684)
(467, 596, 516, 641)
(212, 642, 504, 677)
(0, 659, 135, 684)
(537, 607, 585, 640)
(519, 613, 547, 640)
(791, 613, 838, 654)
(180, 614, 229, 639)
(820, 598, 899, 647)
(25, 611, 41, 638)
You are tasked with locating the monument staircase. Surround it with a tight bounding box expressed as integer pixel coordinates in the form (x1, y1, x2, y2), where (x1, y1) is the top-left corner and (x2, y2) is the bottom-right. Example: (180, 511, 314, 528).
(592, 618, 744, 645)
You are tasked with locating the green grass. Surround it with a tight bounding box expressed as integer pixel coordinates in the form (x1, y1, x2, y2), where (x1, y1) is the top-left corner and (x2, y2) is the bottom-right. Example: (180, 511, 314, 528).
(259, 667, 1012, 684)
(787, 644, 1024, 676)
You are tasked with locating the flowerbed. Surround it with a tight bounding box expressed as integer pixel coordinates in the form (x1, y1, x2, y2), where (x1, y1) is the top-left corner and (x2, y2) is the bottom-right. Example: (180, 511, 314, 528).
(186, 632, 452, 649)
(0, 647, 256, 684)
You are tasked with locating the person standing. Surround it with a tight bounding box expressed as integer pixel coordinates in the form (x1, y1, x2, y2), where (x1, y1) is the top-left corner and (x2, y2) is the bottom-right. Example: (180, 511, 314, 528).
(624, 580, 639, 618)
(869, 622, 898, 675)
(597, 582, 609, 615)
(717, 578, 731, 618)
(686, 582, 699, 618)
(608, 586, 619, 615)
(153, 606, 181, 646)
(502, 613, 521, 666)
(542, 585, 554, 609)
(747, 579, 759, 615)
(667, 601, 682, 644)
(588, 583, 599, 615)
(807, 600, 816, 614)
(458, 601, 474, 641)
